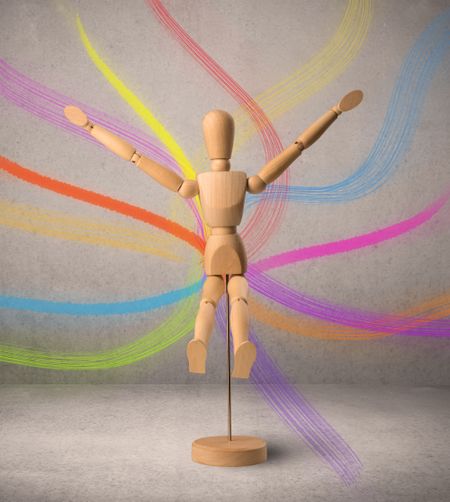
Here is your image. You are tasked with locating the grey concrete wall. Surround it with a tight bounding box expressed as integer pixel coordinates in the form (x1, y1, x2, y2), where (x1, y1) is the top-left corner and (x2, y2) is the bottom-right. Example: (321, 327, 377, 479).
(0, 0, 449, 383)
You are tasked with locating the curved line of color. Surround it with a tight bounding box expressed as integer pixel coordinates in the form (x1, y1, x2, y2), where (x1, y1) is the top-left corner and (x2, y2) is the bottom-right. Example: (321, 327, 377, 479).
(0, 297, 197, 369)
(215, 303, 361, 484)
(0, 156, 205, 253)
(147, 0, 288, 259)
(1, 157, 447, 334)
(254, 189, 450, 271)
(0, 199, 185, 263)
(232, 0, 373, 152)
(248, 269, 450, 336)
(246, 8, 450, 206)
(160, 0, 371, 256)
(253, 1, 372, 119)
(147, 0, 284, 160)
(0, 279, 203, 315)
(75, 15, 195, 180)
(75, 14, 207, 233)
(251, 298, 388, 341)
(250, 294, 450, 341)
(0, 58, 205, 239)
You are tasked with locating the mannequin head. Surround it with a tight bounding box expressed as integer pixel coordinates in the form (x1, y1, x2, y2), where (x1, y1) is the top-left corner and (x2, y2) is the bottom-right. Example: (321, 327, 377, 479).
(202, 110, 234, 171)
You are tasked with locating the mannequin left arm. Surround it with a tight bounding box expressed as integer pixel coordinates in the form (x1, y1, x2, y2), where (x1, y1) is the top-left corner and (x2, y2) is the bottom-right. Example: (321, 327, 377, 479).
(247, 90, 363, 194)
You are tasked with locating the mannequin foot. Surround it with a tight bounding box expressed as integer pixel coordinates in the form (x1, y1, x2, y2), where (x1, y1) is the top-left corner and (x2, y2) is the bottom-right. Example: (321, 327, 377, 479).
(187, 339, 207, 374)
(232, 341, 256, 379)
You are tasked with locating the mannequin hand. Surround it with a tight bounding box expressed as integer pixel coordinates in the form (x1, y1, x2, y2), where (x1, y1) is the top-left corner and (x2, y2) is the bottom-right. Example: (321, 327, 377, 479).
(333, 90, 363, 114)
(64, 106, 92, 130)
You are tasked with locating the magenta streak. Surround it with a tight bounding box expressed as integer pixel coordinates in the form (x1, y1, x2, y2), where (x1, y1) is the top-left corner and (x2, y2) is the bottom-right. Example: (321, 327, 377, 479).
(253, 190, 450, 271)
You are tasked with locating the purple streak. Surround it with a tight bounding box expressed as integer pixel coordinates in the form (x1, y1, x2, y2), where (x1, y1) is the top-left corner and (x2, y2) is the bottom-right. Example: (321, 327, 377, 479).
(0, 58, 205, 239)
(216, 301, 362, 485)
(247, 268, 450, 337)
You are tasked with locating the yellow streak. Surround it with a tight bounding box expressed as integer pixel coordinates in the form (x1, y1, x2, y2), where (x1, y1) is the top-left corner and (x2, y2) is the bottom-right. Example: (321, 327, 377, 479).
(257, 0, 372, 118)
(0, 199, 185, 263)
(193, 0, 373, 164)
(75, 15, 206, 232)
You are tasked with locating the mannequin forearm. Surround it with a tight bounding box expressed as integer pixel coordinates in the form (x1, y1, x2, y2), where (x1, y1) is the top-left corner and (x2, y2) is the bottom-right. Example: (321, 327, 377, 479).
(251, 90, 363, 190)
(255, 107, 340, 186)
(64, 105, 189, 193)
(88, 122, 184, 192)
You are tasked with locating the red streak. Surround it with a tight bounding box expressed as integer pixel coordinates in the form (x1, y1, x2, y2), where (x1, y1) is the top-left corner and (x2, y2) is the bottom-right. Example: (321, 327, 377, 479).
(0, 156, 205, 254)
(147, 0, 289, 258)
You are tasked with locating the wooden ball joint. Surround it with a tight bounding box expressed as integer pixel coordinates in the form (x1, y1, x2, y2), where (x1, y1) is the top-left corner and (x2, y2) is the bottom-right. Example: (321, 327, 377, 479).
(64, 90, 363, 466)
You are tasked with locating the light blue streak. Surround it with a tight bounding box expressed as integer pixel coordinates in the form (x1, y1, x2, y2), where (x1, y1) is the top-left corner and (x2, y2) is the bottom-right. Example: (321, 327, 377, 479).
(246, 10, 450, 207)
(0, 279, 203, 315)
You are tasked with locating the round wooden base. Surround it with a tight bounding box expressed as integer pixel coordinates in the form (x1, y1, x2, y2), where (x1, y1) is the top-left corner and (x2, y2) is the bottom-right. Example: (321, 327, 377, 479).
(192, 435, 267, 467)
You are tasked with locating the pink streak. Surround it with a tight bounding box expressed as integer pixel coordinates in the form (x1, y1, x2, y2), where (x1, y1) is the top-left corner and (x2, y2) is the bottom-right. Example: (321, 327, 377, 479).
(254, 189, 450, 271)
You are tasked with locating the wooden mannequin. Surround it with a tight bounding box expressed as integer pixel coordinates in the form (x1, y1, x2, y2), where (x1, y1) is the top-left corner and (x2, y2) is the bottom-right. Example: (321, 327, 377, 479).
(64, 90, 362, 466)
(64, 90, 363, 380)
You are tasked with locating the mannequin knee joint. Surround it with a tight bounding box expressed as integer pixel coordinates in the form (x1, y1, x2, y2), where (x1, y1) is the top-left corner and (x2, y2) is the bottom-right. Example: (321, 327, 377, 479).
(200, 298, 217, 309)
(230, 296, 248, 306)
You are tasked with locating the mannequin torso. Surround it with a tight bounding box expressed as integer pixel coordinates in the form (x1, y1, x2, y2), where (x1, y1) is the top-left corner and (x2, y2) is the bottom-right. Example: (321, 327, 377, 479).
(197, 170, 247, 275)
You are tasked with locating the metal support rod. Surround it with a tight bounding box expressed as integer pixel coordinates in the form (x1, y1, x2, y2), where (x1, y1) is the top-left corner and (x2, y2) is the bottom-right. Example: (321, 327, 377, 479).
(226, 274, 232, 441)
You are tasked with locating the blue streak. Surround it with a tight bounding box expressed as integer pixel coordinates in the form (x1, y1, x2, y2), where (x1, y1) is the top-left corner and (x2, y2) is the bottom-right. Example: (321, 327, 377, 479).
(0, 279, 204, 315)
(246, 10, 450, 207)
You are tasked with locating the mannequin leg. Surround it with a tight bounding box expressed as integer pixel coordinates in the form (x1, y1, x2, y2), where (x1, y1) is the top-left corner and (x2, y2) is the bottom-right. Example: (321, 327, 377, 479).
(227, 274, 256, 379)
(187, 275, 224, 373)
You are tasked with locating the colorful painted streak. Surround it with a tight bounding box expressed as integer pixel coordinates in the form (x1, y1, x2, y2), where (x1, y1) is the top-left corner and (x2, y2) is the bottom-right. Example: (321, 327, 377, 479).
(250, 294, 450, 341)
(215, 304, 361, 484)
(246, 8, 450, 206)
(0, 58, 205, 239)
(1, 156, 448, 336)
(248, 269, 450, 337)
(251, 299, 387, 341)
(147, 0, 288, 259)
(230, 0, 372, 154)
(148, 0, 372, 259)
(75, 15, 207, 234)
(240, 0, 372, 133)
(147, 0, 283, 161)
(75, 16, 194, 181)
(0, 280, 202, 315)
(253, 189, 450, 271)
(0, 156, 205, 254)
(0, 199, 185, 263)
(0, 282, 199, 370)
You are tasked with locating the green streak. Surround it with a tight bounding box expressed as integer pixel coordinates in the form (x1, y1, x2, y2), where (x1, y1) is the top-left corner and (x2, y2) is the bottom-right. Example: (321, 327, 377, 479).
(0, 270, 200, 370)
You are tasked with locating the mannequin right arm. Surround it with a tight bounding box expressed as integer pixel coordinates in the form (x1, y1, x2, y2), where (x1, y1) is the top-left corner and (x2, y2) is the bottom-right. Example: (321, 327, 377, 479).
(63, 106, 198, 198)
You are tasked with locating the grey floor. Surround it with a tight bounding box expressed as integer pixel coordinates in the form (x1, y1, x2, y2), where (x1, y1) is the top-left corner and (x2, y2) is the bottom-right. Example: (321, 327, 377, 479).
(0, 384, 449, 502)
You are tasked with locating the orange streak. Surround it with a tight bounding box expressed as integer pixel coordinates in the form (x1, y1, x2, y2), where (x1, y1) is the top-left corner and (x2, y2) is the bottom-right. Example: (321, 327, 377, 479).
(250, 294, 450, 341)
(0, 156, 205, 254)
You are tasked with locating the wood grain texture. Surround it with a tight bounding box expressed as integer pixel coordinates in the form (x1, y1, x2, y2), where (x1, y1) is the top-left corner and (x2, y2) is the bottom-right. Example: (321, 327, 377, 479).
(198, 171, 247, 226)
(192, 435, 267, 467)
